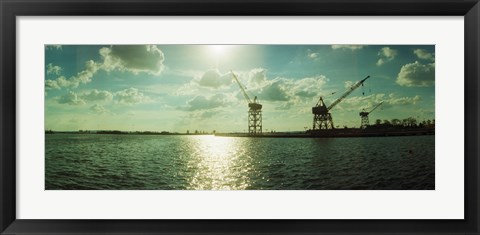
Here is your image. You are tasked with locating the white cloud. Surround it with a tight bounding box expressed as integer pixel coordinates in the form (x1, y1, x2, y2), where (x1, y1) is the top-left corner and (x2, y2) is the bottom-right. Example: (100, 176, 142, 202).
(274, 101, 296, 110)
(233, 72, 328, 107)
(308, 53, 319, 59)
(115, 88, 150, 104)
(100, 45, 165, 75)
(331, 45, 365, 51)
(57, 91, 86, 105)
(248, 68, 267, 86)
(376, 59, 385, 66)
(189, 110, 220, 119)
(75, 60, 100, 84)
(46, 63, 62, 75)
(45, 45, 166, 92)
(341, 93, 422, 111)
(90, 104, 108, 114)
(396, 61, 435, 87)
(45, 79, 61, 90)
(306, 49, 319, 60)
(289, 75, 327, 98)
(257, 78, 290, 101)
(197, 69, 232, 88)
(241, 74, 327, 104)
(388, 94, 422, 105)
(81, 89, 113, 102)
(46, 45, 62, 50)
(342, 93, 383, 108)
(182, 94, 227, 111)
(56, 76, 79, 88)
(179, 68, 328, 111)
(344, 81, 354, 89)
(376, 47, 397, 66)
(413, 49, 434, 61)
(45, 60, 100, 90)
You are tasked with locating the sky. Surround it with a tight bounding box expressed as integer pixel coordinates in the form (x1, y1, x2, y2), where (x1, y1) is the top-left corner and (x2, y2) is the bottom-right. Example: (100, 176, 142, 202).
(45, 44, 435, 132)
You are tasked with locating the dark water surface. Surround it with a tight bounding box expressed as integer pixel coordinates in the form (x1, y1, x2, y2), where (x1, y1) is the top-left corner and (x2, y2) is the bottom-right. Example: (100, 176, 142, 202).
(45, 134, 434, 190)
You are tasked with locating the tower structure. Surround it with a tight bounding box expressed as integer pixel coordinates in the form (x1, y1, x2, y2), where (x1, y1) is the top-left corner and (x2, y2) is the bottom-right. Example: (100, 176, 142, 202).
(360, 101, 383, 129)
(232, 71, 262, 134)
(312, 75, 370, 130)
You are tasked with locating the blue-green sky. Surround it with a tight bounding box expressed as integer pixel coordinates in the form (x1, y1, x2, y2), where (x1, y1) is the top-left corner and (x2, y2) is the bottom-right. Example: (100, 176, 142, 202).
(45, 45, 435, 132)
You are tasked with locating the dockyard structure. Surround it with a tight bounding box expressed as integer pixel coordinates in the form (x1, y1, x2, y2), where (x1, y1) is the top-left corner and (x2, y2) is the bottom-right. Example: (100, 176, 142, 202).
(359, 101, 384, 129)
(312, 75, 370, 130)
(232, 71, 262, 135)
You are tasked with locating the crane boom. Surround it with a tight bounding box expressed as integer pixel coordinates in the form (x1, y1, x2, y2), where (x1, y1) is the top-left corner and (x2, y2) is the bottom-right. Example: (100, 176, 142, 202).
(327, 75, 370, 110)
(231, 70, 262, 134)
(231, 71, 252, 104)
(369, 101, 384, 113)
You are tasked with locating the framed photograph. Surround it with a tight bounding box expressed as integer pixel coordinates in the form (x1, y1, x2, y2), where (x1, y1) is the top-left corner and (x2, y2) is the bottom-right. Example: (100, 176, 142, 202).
(1, 0, 479, 234)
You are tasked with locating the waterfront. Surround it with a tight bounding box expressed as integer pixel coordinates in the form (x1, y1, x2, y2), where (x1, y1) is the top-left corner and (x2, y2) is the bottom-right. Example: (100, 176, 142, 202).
(45, 134, 434, 190)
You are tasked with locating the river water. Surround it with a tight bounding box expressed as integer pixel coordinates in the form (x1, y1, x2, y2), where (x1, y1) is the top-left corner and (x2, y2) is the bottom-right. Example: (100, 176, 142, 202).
(45, 134, 434, 190)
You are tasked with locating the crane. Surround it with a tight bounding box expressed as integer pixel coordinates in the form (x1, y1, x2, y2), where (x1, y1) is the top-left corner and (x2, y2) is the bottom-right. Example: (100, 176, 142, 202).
(312, 75, 370, 130)
(359, 101, 383, 129)
(231, 71, 262, 134)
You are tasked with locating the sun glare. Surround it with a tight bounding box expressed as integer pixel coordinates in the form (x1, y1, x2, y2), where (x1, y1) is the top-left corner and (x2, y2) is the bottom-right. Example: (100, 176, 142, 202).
(209, 45, 231, 57)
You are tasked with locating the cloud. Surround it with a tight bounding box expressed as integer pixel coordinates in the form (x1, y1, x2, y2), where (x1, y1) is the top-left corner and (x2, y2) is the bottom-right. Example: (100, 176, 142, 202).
(81, 89, 113, 102)
(232, 68, 268, 91)
(45, 79, 61, 90)
(46, 45, 62, 50)
(344, 81, 353, 89)
(248, 68, 267, 86)
(100, 45, 165, 75)
(413, 49, 434, 61)
(388, 94, 422, 105)
(232, 72, 328, 108)
(90, 104, 108, 114)
(189, 110, 220, 119)
(342, 93, 384, 108)
(57, 91, 86, 105)
(179, 68, 328, 111)
(45, 60, 100, 90)
(45, 45, 166, 92)
(256, 78, 290, 101)
(115, 88, 150, 105)
(237, 70, 326, 103)
(331, 45, 365, 51)
(182, 94, 227, 111)
(290, 75, 327, 98)
(46, 63, 62, 75)
(197, 69, 232, 88)
(247, 75, 326, 103)
(75, 60, 100, 84)
(341, 93, 422, 111)
(308, 52, 319, 59)
(396, 61, 435, 87)
(306, 49, 319, 60)
(275, 101, 295, 110)
(56, 76, 79, 88)
(376, 47, 397, 66)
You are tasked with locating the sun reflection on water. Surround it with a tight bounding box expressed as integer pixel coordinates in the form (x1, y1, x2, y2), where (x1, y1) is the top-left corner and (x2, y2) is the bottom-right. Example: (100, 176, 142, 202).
(187, 135, 251, 190)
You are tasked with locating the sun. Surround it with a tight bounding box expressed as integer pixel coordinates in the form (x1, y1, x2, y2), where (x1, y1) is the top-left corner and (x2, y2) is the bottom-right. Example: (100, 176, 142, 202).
(209, 45, 231, 57)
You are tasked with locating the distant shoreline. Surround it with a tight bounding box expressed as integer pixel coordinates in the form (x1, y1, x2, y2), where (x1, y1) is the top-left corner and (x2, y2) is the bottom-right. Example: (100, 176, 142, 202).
(45, 127, 434, 138)
(44, 130, 212, 136)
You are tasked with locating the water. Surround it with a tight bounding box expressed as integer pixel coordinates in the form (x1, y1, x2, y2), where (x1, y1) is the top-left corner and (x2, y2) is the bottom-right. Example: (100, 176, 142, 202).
(45, 134, 434, 190)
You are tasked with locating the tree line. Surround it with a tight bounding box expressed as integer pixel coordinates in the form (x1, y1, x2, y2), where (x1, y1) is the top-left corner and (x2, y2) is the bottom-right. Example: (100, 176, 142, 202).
(369, 117, 435, 129)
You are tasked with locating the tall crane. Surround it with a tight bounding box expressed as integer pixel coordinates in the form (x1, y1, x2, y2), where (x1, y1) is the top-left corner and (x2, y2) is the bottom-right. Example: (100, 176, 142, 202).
(312, 75, 370, 130)
(359, 101, 383, 129)
(231, 71, 262, 134)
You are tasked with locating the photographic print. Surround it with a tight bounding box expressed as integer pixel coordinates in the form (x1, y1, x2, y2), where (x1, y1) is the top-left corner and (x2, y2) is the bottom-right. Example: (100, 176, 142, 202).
(45, 44, 435, 190)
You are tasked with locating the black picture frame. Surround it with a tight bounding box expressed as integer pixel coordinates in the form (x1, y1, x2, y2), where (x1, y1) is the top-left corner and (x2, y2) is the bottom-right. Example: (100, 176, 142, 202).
(1, 0, 479, 234)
